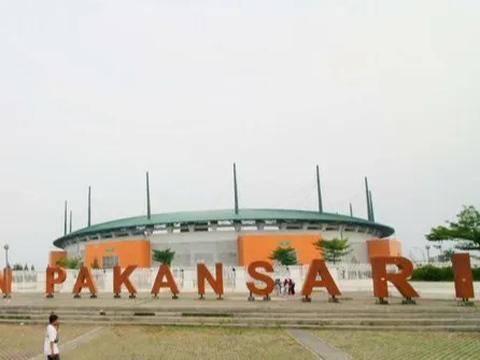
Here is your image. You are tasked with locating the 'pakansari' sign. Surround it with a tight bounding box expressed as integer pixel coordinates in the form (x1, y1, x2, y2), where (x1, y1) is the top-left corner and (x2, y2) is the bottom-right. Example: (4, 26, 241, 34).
(0, 254, 475, 304)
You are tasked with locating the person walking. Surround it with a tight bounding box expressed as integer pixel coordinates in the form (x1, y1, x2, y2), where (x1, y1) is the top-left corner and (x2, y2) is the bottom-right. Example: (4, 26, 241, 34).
(283, 278, 289, 295)
(288, 278, 293, 295)
(274, 278, 281, 296)
(291, 280, 296, 295)
(44, 314, 60, 360)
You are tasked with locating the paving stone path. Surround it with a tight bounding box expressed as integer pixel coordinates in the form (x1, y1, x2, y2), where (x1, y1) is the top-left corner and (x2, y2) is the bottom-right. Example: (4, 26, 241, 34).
(30, 327, 109, 360)
(286, 329, 352, 360)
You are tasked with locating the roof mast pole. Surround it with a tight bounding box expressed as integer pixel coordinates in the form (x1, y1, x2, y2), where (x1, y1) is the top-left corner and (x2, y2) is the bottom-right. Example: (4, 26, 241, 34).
(316, 165, 323, 213)
(349, 203, 353, 217)
(364, 177, 371, 221)
(69, 210, 73, 233)
(369, 190, 375, 222)
(88, 186, 92, 227)
(233, 163, 239, 215)
(146, 171, 151, 220)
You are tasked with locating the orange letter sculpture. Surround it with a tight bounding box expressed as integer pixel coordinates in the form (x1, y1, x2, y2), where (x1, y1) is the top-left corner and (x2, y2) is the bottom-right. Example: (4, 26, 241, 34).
(0, 268, 12, 298)
(371, 256, 419, 305)
(46, 266, 67, 298)
(151, 265, 180, 299)
(197, 263, 224, 300)
(246, 261, 274, 301)
(72, 266, 98, 299)
(113, 265, 137, 299)
(452, 253, 475, 304)
(301, 259, 341, 302)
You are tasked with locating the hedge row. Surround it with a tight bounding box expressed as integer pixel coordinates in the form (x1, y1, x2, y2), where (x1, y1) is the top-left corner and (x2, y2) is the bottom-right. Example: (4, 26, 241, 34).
(410, 265, 480, 281)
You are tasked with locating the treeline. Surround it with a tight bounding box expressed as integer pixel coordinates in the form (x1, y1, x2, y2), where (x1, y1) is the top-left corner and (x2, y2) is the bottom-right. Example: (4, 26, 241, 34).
(411, 264, 480, 282)
(11, 263, 35, 271)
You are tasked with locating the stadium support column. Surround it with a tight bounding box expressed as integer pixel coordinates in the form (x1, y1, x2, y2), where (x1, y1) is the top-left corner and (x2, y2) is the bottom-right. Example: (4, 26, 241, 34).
(88, 186, 92, 227)
(365, 177, 372, 221)
(64, 201, 68, 236)
(146, 171, 151, 220)
(316, 165, 323, 213)
(233, 163, 239, 215)
(369, 190, 375, 222)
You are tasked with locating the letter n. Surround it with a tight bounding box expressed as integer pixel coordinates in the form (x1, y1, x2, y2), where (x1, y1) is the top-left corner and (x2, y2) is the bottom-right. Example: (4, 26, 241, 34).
(197, 263, 224, 299)
(113, 265, 137, 299)
(301, 259, 341, 302)
(72, 266, 98, 298)
(452, 253, 474, 303)
(46, 267, 66, 298)
(151, 265, 179, 299)
(371, 256, 419, 304)
(246, 261, 274, 300)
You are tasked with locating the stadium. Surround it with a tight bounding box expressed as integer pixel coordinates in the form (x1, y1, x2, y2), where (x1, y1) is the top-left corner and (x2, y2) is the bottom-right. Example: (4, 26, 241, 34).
(49, 165, 400, 269)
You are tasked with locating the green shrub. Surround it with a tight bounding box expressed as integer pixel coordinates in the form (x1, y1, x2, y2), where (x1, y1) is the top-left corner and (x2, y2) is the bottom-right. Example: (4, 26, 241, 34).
(411, 265, 480, 281)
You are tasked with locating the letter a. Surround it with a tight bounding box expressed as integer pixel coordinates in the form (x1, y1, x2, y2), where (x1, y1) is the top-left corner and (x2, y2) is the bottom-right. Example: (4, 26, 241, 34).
(72, 266, 98, 298)
(452, 253, 474, 303)
(301, 259, 341, 302)
(151, 265, 179, 299)
(113, 265, 137, 298)
(371, 256, 419, 304)
(246, 261, 274, 300)
(197, 263, 224, 299)
(46, 267, 67, 298)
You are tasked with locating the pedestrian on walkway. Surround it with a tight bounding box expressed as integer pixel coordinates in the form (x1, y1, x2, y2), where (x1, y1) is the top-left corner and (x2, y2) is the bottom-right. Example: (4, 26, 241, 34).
(283, 278, 289, 295)
(44, 314, 60, 360)
(274, 278, 281, 296)
(288, 278, 293, 295)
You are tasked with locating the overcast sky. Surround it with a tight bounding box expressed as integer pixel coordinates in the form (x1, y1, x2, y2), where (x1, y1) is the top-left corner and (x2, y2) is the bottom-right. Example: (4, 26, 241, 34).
(0, 1, 479, 268)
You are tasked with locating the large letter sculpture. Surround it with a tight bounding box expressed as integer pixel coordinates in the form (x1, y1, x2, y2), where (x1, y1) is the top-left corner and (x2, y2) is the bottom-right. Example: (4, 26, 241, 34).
(197, 263, 224, 300)
(113, 265, 137, 299)
(151, 265, 180, 299)
(371, 257, 419, 304)
(301, 259, 341, 302)
(246, 261, 274, 301)
(452, 253, 475, 305)
(0, 268, 12, 298)
(45, 267, 67, 298)
(72, 266, 98, 298)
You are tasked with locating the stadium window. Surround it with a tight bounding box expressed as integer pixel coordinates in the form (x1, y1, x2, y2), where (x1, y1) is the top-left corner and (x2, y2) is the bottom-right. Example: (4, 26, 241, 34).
(102, 256, 119, 269)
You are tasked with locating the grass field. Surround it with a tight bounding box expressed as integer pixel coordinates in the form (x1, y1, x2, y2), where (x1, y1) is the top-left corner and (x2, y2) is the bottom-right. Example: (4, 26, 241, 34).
(314, 330, 480, 360)
(62, 326, 317, 360)
(2, 324, 480, 360)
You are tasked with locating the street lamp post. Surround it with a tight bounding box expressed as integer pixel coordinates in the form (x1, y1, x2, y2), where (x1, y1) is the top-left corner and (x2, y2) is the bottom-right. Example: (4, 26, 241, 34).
(3, 244, 10, 299)
(425, 245, 431, 263)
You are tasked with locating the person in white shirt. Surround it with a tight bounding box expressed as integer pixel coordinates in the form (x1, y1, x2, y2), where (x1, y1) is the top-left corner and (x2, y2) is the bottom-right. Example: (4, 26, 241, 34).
(44, 314, 60, 360)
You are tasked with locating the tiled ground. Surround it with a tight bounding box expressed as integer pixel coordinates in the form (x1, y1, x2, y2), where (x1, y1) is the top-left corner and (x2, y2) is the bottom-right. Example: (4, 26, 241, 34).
(0, 324, 95, 360)
(314, 330, 480, 360)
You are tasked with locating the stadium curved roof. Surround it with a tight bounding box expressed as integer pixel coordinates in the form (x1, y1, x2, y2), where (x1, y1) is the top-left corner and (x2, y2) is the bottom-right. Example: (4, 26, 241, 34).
(53, 208, 395, 248)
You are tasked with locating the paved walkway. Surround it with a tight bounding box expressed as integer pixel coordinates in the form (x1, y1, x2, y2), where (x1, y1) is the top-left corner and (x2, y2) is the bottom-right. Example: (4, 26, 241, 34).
(287, 329, 351, 360)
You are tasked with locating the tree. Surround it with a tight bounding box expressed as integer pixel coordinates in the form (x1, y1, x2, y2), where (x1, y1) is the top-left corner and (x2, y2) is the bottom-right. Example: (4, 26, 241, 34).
(269, 246, 298, 266)
(438, 249, 455, 262)
(91, 258, 100, 269)
(56, 257, 81, 269)
(30, 264, 35, 271)
(152, 248, 175, 266)
(313, 238, 352, 264)
(12, 263, 23, 271)
(24, 264, 29, 271)
(426, 205, 480, 251)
